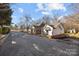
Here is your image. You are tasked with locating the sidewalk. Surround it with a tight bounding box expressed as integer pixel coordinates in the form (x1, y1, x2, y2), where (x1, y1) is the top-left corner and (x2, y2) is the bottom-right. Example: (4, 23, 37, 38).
(0, 34, 9, 46)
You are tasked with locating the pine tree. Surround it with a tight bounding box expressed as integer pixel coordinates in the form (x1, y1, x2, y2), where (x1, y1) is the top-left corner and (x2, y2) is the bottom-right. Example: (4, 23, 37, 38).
(0, 3, 12, 26)
(0, 3, 12, 34)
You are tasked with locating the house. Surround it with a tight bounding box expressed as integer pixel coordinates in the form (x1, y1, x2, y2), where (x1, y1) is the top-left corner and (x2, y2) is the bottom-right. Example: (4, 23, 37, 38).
(43, 22, 64, 39)
(28, 26, 35, 34)
(67, 29, 76, 33)
(43, 24, 53, 39)
(42, 18, 65, 38)
(32, 22, 45, 35)
(51, 23, 64, 36)
(61, 14, 79, 33)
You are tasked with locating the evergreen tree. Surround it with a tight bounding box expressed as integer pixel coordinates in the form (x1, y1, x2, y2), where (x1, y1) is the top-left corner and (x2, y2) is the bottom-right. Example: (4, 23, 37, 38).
(0, 3, 12, 26)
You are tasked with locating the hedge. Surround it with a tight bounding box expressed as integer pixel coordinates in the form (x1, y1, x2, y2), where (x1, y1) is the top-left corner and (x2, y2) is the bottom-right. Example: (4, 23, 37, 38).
(0, 27, 10, 34)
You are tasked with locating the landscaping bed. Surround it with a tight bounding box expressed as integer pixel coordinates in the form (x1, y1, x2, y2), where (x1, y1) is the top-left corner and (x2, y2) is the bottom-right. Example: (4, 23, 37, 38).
(52, 33, 79, 40)
(52, 34, 69, 39)
(0, 27, 10, 34)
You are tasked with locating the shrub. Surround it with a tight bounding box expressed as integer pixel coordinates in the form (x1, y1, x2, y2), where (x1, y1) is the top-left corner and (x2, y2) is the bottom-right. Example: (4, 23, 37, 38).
(0, 27, 10, 34)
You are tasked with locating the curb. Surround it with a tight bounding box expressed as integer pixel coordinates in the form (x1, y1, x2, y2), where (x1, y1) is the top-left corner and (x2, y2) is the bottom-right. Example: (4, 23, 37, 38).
(0, 34, 9, 46)
(0, 35, 6, 40)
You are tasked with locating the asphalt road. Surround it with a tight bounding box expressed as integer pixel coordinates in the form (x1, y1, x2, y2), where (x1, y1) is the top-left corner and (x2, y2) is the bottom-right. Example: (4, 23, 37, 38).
(0, 31, 79, 56)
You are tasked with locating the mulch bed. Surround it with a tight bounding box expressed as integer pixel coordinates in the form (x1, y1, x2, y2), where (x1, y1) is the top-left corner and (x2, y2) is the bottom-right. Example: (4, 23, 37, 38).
(52, 34, 70, 39)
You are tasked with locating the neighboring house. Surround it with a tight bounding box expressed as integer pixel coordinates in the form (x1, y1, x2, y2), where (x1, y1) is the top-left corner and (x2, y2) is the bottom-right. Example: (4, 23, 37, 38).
(67, 29, 76, 33)
(28, 25, 35, 34)
(24, 25, 32, 34)
(61, 14, 79, 33)
(31, 26, 35, 34)
(27, 28, 31, 34)
(33, 22, 45, 35)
